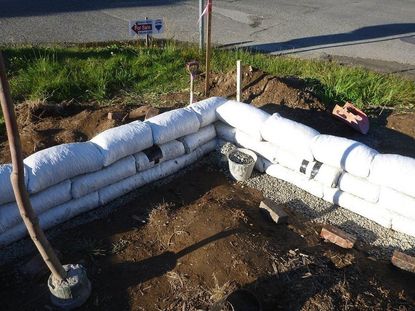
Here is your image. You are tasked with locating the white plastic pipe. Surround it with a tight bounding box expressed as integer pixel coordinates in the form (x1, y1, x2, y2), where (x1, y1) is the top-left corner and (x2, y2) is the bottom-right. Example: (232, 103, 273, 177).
(236, 60, 242, 102)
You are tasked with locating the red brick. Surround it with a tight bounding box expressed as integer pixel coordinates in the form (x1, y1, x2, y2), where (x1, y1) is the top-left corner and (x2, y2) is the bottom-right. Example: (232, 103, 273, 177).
(391, 250, 415, 273)
(259, 199, 288, 224)
(320, 224, 356, 249)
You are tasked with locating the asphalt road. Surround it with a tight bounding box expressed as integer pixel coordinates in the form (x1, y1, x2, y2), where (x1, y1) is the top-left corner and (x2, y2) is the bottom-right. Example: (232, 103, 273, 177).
(1, 0, 415, 68)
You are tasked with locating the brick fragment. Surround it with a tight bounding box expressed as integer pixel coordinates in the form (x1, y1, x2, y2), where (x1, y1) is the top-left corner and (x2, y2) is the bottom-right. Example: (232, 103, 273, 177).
(320, 224, 356, 249)
(259, 198, 288, 224)
(145, 107, 160, 120)
(391, 250, 415, 273)
(128, 105, 150, 120)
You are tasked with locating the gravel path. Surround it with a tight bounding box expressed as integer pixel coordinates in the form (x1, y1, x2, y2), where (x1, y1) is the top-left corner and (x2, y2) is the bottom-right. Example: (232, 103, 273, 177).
(217, 142, 415, 260)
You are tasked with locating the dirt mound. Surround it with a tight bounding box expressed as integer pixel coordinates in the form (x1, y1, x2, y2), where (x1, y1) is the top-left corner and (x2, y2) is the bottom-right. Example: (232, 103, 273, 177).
(1, 166, 413, 310)
(208, 66, 324, 111)
(0, 101, 117, 162)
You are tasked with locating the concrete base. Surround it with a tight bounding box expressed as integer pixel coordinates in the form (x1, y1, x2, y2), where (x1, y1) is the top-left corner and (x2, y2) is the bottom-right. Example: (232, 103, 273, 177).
(48, 264, 91, 310)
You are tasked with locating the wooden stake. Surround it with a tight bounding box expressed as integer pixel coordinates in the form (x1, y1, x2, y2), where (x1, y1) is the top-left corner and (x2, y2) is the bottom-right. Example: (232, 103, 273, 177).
(145, 17, 150, 48)
(204, 0, 212, 96)
(236, 60, 242, 102)
(0, 52, 66, 282)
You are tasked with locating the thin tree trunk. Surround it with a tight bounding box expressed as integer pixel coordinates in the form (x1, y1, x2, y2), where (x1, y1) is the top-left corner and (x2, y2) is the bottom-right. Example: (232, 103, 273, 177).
(0, 52, 66, 282)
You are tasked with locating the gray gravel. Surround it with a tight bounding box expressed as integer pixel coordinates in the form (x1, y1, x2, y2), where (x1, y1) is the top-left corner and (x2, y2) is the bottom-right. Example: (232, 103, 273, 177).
(217, 142, 415, 260)
(229, 150, 255, 165)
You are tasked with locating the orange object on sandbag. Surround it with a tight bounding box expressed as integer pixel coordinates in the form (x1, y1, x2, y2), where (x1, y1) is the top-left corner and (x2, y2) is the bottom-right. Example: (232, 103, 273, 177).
(332, 102, 369, 134)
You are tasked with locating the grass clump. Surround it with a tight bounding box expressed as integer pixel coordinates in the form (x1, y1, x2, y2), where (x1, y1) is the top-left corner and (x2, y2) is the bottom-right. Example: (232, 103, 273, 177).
(1, 42, 414, 110)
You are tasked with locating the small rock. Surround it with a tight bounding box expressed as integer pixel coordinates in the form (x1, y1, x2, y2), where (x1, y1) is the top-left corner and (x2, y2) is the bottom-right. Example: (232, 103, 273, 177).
(320, 224, 356, 249)
(259, 198, 288, 224)
(229, 150, 254, 165)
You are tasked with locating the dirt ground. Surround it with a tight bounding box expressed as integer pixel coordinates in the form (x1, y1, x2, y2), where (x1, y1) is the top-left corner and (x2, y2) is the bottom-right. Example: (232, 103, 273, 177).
(1, 68, 415, 310)
(1, 67, 415, 162)
(0, 165, 414, 311)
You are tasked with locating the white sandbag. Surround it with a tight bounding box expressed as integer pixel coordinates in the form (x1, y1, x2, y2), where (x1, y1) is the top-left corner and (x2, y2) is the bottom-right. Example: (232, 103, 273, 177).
(90, 120, 153, 166)
(215, 121, 237, 142)
(145, 107, 200, 144)
(261, 113, 319, 161)
(180, 125, 216, 153)
(369, 154, 415, 198)
(159, 140, 186, 162)
(338, 173, 380, 203)
(99, 149, 203, 205)
(24, 142, 104, 194)
(98, 172, 148, 206)
(71, 156, 136, 199)
(323, 188, 392, 228)
(0, 192, 99, 247)
(266, 164, 324, 198)
(391, 214, 415, 237)
(196, 139, 217, 158)
(215, 122, 279, 163)
(379, 187, 415, 220)
(276, 148, 308, 171)
(216, 101, 270, 141)
(134, 151, 154, 172)
(302, 161, 342, 188)
(0, 180, 71, 234)
(268, 149, 340, 188)
(189, 97, 227, 127)
(134, 140, 186, 172)
(311, 135, 378, 178)
(0, 164, 29, 205)
(255, 156, 272, 173)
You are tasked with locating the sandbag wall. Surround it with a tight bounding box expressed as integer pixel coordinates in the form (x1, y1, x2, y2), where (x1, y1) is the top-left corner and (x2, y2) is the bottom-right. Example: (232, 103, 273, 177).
(1, 97, 414, 246)
(214, 100, 415, 238)
(0, 97, 227, 246)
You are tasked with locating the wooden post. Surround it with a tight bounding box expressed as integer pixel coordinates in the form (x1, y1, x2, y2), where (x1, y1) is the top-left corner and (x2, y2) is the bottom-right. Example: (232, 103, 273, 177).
(190, 74, 194, 105)
(0, 52, 66, 282)
(145, 17, 150, 47)
(236, 60, 242, 102)
(204, 0, 212, 96)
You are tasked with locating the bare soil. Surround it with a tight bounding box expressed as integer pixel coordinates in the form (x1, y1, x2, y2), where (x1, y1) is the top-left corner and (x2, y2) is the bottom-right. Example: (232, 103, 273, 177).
(0, 165, 414, 311)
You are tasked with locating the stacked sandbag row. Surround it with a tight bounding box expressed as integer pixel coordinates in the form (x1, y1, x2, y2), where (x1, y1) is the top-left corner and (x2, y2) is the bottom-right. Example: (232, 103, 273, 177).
(0, 97, 227, 246)
(215, 101, 340, 198)
(214, 101, 415, 238)
(369, 154, 415, 237)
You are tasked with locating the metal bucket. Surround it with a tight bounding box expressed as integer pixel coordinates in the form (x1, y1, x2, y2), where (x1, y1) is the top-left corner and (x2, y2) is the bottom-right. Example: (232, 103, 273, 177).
(227, 148, 257, 181)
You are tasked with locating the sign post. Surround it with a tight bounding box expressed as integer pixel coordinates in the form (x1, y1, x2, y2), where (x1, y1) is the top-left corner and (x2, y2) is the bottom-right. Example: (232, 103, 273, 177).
(199, 0, 205, 50)
(129, 18, 164, 47)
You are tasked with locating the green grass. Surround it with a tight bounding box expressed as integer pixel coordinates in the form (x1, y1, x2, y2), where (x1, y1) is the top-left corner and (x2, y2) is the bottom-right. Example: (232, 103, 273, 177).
(1, 42, 415, 110)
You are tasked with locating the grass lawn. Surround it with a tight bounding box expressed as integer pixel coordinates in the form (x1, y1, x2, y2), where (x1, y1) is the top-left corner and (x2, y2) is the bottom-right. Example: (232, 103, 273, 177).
(0, 41, 414, 132)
